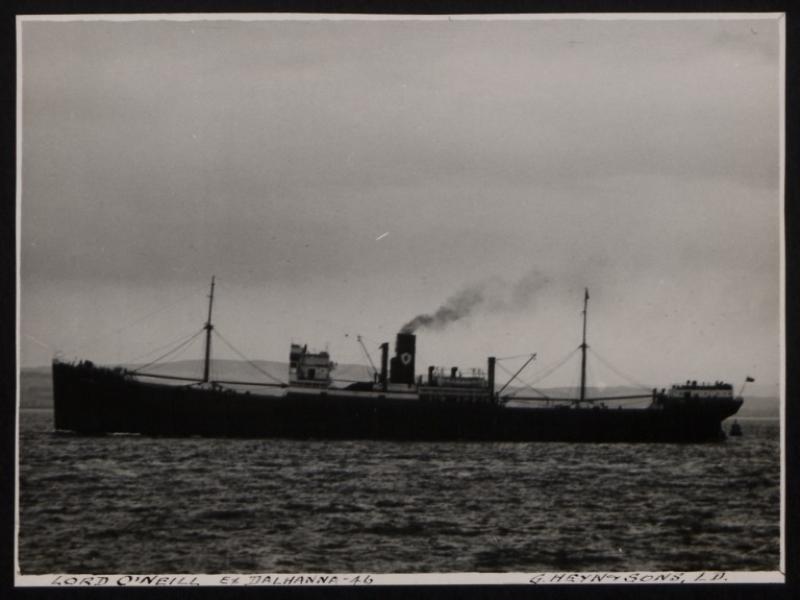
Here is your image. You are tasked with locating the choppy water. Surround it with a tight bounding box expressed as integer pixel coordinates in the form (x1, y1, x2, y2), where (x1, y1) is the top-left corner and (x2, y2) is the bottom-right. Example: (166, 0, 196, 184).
(18, 409, 780, 574)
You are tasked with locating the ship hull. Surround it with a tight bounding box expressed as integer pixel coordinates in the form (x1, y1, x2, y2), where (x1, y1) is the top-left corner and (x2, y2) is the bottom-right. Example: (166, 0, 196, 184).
(52, 362, 742, 443)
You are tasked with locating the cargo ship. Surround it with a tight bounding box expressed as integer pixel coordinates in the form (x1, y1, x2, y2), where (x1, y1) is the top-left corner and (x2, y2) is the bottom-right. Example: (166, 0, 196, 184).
(52, 278, 743, 442)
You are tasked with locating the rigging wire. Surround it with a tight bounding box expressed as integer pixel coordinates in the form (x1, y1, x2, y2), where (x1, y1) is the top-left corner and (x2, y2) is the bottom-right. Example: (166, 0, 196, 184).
(212, 329, 287, 385)
(496, 353, 537, 396)
(494, 347, 582, 399)
(495, 362, 550, 398)
(527, 346, 582, 386)
(496, 352, 540, 361)
(588, 348, 653, 392)
(168, 336, 206, 378)
(126, 327, 206, 365)
(131, 329, 206, 373)
(71, 288, 205, 355)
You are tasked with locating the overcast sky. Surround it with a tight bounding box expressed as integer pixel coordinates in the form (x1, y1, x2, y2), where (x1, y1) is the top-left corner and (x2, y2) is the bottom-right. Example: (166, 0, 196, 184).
(19, 15, 783, 392)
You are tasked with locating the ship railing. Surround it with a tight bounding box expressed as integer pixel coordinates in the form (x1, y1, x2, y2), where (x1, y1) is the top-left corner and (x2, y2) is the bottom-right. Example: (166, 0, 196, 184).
(132, 371, 288, 388)
(287, 380, 330, 388)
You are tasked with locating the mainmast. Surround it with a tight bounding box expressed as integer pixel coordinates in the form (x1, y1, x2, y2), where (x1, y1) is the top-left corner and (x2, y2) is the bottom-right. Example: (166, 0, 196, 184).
(579, 288, 589, 404)
(202, 276, 216, 383)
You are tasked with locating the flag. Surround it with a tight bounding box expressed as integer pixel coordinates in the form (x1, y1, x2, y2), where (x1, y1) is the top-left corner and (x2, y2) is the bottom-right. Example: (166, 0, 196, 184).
(585, 288, 590, 301)
(745, 376, 755, 382)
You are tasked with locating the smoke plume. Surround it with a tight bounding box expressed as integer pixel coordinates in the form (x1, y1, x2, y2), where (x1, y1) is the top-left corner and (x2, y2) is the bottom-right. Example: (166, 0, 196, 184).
(400, 269, 549, 334)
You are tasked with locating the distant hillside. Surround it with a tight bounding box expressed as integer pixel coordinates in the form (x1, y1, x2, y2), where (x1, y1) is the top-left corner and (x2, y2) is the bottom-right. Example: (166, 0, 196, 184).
(19, 366, 54, 408)
(18, 361, 781, 418)
(730, 396, 781, 419)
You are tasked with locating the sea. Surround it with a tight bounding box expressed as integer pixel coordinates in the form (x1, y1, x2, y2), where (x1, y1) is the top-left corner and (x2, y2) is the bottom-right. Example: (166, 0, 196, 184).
(18, 409, 781, 575)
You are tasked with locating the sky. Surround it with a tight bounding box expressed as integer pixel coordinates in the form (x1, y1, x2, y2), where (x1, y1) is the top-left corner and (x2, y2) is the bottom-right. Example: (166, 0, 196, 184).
(18, 15, 783, 392)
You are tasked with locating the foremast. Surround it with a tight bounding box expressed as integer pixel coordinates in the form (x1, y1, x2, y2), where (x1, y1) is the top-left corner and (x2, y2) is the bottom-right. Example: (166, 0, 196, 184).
(579, 288, 589, 404)
(202, 276, 215, 383)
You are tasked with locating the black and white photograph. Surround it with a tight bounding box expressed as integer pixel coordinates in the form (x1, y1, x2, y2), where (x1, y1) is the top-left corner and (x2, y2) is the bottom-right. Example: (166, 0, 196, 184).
(15, 12, 784, 585)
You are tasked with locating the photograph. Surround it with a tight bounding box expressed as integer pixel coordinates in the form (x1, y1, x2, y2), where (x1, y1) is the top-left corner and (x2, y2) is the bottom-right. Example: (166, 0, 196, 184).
(15, 12, 784, 585)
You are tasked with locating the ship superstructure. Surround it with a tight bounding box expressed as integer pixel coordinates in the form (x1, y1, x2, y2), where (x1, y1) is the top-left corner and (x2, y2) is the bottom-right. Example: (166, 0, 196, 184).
(289, 344, 335, 387)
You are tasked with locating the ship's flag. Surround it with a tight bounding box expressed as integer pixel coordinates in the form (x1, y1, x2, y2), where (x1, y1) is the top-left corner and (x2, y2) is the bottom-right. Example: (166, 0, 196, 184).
(746, 376, 755, 382)
(585, 288, 589, 301)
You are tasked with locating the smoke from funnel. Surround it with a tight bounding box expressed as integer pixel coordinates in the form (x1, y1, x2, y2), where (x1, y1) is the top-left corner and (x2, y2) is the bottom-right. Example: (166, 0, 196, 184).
(400, 284, 485, 334)
(400, 269, 549, 334)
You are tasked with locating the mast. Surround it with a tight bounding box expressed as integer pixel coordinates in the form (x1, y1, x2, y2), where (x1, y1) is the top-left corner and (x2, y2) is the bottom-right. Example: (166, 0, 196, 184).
(579, 288, 589, 404)
(379, 342, 389, 391)
(202, 276, 216, 383)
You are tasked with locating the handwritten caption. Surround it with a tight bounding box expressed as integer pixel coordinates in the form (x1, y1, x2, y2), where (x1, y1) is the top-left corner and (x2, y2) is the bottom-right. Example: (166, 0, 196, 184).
(529, 572, 728, 584)
(46, 572, 733, 587)
(50, 574, 374, 586)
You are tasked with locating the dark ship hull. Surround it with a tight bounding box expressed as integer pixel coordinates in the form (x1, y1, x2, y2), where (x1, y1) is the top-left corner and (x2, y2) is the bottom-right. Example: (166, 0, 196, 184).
(51, 281, 744, 443)
(52, 361, 742, 443)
